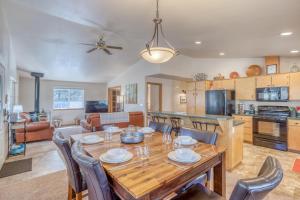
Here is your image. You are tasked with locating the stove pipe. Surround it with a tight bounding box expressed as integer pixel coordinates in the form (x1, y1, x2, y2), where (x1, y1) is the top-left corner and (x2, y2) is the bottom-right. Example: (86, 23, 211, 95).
(30, 72, 44, 113)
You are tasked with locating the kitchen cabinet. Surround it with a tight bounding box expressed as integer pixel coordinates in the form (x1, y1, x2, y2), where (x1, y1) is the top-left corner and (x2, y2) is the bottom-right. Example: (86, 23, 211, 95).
(210, 79, 235, 90)
(235, 77, 256, 100)
(288, 119, 300, 152)
(233, 115, 253, 143)
(271, 73, 289, 87)
(256, 74, 289, 88)
(186, 81, 207, 115)
(289, 72, 300, 100)
(256, 76, 272, 88)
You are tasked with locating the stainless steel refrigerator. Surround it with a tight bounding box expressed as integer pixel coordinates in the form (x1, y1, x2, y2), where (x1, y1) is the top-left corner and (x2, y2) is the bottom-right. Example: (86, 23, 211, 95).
(205, 90, 235, 116)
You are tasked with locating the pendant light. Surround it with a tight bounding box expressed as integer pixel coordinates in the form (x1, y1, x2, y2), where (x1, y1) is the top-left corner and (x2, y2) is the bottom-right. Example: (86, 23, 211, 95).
(140, 0, 177, 64)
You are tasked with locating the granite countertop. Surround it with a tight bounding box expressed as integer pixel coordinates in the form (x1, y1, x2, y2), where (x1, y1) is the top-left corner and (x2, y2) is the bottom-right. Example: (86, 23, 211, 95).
(233, 120, 245, 126)
(148, 111, 232, 120)
(288, 117, 300, 120)
(233, 113, 255, 116)
(148, 111, 244, 126)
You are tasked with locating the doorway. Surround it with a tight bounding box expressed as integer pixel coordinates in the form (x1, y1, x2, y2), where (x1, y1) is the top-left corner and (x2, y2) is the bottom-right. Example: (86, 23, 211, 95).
(108, 86, 121, 112)
(146, 82, 162, 112)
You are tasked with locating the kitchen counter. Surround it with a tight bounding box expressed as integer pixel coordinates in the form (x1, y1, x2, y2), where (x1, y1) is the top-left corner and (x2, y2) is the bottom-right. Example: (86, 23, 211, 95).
(149, 111, 244, 127)
(288, 117, 300, 120)
(148, 111, 244, 170)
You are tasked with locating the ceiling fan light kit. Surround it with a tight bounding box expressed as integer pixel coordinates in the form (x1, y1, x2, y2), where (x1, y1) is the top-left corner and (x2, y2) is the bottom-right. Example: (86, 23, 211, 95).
(140, 0, 177, 64)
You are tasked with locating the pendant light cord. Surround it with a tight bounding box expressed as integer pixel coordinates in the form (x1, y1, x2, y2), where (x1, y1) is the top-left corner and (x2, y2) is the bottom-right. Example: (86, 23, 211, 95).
(156, 0, 159, 18)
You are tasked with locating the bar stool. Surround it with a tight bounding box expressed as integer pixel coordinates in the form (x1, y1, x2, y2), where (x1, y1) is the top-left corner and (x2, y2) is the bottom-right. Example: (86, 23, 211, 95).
(170, 117, 182, 136)
(157, 115, 168, 123)
(191, 118, 219, 132)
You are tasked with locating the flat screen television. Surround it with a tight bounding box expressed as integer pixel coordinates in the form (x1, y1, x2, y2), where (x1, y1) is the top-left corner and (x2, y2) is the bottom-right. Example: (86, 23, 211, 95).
(85, 100, 108, 113)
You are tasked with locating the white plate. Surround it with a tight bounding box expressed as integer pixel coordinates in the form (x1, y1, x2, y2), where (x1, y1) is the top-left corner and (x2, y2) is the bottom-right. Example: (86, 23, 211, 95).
(138, 127, 155, 134)
(106, 127, 123, 133)
(100, 151, 133, 164)
(174, 137, 197, 145)
(168, 151, 201, 163)
(80, 135, 104, 144)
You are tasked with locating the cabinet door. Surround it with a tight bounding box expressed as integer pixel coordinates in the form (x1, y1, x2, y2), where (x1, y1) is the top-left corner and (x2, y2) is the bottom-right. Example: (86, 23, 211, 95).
(290, 72, 300, 100)
(288, 125, 300, 151)
(235, 77, 256, 100)
(195, 81, 207, 91)
(222, 79, 235, 90)
(195, 90, 205, 115)
(271, 73, 290, 87)
(210, 80, 223, 90)
(186, 90, 196, 114)
(256, 76, 272, 88)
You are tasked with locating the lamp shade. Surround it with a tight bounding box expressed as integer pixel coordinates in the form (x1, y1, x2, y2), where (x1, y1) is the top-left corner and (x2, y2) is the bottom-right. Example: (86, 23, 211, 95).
(140, 47, 175, 64)
(13, 105, 23, 113)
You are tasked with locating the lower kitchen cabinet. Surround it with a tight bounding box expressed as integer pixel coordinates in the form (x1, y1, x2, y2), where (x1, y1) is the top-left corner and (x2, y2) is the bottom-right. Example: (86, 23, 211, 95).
(233, 115, 253, 143)
(288, 119, 300, 152)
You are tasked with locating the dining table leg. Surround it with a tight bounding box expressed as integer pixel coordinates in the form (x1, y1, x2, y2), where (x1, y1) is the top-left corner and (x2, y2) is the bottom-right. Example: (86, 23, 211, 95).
(213, 151, 226, 197)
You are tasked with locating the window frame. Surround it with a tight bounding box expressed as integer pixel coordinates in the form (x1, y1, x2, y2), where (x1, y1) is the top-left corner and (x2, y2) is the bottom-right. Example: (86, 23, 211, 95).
(53, 87, 85, 110)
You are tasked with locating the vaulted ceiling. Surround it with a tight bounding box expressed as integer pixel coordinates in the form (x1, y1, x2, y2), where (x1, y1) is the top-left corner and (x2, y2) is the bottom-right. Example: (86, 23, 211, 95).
(3, 0, 300, 82)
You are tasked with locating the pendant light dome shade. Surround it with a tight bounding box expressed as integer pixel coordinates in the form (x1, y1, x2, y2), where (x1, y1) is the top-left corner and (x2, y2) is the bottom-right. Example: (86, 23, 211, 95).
(140, 0, 177, 64)
(140, 47, 175, 64)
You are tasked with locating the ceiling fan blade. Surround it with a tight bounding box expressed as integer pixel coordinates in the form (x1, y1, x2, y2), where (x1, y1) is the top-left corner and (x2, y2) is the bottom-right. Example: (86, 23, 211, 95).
(87, 47, 98, 53)
(106, 45, 123, 50)
(103, 48, 112, 55)
(80, 43, 96, 46)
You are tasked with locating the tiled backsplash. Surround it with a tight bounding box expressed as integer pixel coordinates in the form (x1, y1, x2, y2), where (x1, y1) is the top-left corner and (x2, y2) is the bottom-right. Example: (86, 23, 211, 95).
(236, 100, 300, 113)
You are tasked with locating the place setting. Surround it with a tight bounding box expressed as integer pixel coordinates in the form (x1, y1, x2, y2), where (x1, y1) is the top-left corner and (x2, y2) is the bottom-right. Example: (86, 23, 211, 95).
(167, 148, 201, 164)
(79, 134, 104, 145)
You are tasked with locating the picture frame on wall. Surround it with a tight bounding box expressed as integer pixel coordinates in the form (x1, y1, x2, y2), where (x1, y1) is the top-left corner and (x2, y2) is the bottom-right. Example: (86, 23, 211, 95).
(266, 64, 278, 75)
(179, 95, 187, 104)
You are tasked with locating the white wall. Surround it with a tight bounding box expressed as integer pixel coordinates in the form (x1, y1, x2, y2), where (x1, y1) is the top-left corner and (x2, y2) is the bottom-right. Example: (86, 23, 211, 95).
(146, 77, 187, 112)
(0, 0, 17, 168)
(108, 60, 160, 112)
(160, 56, 265, 79)
(19, 77, 107, 125)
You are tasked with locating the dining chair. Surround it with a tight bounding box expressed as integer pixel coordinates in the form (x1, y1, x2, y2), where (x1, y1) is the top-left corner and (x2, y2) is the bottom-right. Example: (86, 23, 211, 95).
(71, 141, 116, 200)
(149, 121, 172, 135)
(170, 117, 182, 136)
(173, 156, 283, 200)
(53, 132, 87, 200)
(178, 128, 218, 191)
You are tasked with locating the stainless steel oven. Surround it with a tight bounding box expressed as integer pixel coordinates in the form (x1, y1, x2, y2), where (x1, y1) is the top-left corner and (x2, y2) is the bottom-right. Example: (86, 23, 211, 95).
(253, 106, 289, 151)
(256, 87, 289, 102)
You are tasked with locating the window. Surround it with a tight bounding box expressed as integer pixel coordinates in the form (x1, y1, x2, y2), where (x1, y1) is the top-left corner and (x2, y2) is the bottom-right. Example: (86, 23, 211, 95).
(53, 88, 84, 109)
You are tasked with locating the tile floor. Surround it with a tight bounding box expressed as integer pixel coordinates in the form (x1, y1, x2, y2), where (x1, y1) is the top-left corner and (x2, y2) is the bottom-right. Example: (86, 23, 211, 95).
(0, 141, 299, 200)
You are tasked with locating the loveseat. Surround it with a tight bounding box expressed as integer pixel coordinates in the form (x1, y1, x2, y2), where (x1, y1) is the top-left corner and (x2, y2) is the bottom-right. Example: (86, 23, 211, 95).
(80, 112, 144, 131)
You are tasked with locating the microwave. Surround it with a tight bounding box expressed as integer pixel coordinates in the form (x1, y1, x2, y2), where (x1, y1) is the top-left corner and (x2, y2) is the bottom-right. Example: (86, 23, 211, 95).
(256, 87, 289, 102)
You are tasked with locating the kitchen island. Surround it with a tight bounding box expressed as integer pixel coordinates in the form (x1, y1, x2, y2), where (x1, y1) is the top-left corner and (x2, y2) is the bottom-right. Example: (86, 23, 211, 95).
(148, 111, 244, 170)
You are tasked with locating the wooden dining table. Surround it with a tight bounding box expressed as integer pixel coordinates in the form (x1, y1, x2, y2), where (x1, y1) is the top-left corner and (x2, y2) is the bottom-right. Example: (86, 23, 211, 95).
(70, 131, 226, 200)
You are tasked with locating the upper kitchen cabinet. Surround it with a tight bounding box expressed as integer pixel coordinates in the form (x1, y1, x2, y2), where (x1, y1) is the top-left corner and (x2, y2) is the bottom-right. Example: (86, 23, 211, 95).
(290, 72, 300, 100)
(271, 73, 290, 87)
(210, 79, 235, 90)
(256, 75, 272, 88)
(195, 81, 210, 91)
(256, 74, 289, 88)
(187, 82, 196, 91)
(236, 77, 256, 100)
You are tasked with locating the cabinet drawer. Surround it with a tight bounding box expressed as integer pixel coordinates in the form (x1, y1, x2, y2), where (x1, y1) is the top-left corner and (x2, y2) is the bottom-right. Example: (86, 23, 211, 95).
(288, 119, 300, 127)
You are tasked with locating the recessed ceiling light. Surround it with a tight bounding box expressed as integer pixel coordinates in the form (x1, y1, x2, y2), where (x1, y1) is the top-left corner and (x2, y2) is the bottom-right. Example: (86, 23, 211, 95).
(219, 52, 225, 56)
(280, 32, 293, 36)
(290, 50, 299, 54)
(195, 41, 202, 45)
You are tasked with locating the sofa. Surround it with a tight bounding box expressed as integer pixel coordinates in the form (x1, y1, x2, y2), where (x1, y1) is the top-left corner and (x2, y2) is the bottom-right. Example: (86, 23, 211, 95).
(16, 112, 54, 143)
(81, 112, 144, 131)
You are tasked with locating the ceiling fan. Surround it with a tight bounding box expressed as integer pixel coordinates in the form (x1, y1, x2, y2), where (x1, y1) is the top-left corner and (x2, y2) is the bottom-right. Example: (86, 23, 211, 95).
(80, 35, 123, 55)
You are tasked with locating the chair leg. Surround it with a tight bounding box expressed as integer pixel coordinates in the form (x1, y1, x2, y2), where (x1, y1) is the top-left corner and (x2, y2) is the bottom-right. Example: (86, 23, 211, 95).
(75, 192, 82, 200)
(68, 184, 73, 200)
